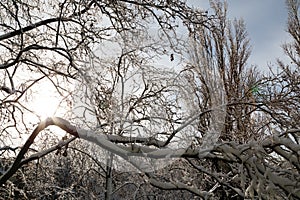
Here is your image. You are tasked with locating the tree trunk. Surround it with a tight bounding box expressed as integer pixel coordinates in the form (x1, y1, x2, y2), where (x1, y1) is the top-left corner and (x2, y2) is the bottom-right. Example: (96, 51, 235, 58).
(105, 154, 113, 200)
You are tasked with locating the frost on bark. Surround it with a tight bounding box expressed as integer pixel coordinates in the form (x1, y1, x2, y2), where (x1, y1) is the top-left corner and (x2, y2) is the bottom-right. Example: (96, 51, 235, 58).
(0, 0, 300, 199)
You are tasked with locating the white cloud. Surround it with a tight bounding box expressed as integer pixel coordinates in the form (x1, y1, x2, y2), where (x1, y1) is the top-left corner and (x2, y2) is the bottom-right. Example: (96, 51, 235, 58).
(188, 0, 292, 71)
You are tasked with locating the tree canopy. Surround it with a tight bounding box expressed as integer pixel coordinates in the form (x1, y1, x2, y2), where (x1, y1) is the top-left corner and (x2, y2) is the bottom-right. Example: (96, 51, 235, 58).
(0, 0, 300, 199)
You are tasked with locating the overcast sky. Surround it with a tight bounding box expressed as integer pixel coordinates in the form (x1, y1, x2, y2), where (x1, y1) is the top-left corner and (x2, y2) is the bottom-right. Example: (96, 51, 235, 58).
(189, 0, 291, 71)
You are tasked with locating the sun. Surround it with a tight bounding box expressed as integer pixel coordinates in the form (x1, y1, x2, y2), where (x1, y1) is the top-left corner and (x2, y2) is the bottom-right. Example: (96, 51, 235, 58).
(33, 94, 60, 120)
(20, 79, 73, 140)
(30, 80, 66, 121)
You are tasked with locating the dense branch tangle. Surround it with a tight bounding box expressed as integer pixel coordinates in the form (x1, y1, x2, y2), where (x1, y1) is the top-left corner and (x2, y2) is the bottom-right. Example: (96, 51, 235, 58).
(1, 0, 300, 199)
(1, 117, 299, 199)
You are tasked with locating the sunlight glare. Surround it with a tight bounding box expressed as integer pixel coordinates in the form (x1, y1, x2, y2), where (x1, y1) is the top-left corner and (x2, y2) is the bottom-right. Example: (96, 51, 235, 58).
(33, 94, 60, 120)
(30, 81, 63, 120)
